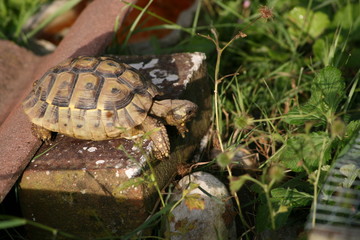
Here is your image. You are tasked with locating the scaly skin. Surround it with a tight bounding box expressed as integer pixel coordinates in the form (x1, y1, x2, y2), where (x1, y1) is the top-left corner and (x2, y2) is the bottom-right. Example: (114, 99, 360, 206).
(31, 124, 52, 143)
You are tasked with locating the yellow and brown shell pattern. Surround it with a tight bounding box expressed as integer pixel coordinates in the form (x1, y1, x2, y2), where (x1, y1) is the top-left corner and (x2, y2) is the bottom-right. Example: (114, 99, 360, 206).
(23, 56, 159, 140)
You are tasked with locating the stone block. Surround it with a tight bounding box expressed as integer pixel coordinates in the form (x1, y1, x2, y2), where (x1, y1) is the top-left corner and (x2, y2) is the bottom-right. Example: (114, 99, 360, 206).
(19, 52, 211, 239)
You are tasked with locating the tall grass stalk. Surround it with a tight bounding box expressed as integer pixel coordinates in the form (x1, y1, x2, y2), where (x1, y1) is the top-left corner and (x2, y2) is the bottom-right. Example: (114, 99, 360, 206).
(198, 6, 274, 232)
(311, 137, 329, 227)
(121, 0, 154, 49)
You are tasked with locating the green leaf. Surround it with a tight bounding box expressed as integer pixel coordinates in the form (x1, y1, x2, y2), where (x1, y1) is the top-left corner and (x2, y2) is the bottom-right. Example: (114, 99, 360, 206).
(313, 38, 326, 62)
(311, 66, 344, 112)
(345, 120, 360, 139)
(274, 204, 292, 229)
(339, 164, 360, 188)
(308, 11, 330, 38)
(284, 103, 326, 126)
(286, 7, 330, 39)
(284, 66, 344, 126)
(279, 132, 331, 172)
(333, 3, 360, 30)
(255, 202, 270, 232)
(271, 188, 313, 207)
(336, 120, 360, 154)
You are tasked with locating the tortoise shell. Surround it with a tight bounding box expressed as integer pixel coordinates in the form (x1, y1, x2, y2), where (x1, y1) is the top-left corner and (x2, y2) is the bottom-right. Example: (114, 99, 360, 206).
(23, 56, 159, 140)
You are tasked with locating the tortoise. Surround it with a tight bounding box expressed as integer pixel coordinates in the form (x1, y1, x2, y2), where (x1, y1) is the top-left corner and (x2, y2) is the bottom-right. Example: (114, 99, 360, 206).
(22, 56, 198, 159)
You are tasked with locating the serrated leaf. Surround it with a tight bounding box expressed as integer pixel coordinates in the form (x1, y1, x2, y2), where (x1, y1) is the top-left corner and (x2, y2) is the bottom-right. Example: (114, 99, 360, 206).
(279, 132, 331, 172)
(271, 187, 313, 207)
(283, 103, 326, 126)
(345, 120, 360, 139)
(184, 193, 205, 210)
(336, 120, 360, 154)
(311, 66, 344, 112)
(284, 66, 344, 126)
(340, 164, 360, 188)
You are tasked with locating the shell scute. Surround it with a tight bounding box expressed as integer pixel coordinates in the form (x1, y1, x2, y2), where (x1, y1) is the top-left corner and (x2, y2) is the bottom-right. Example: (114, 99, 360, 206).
(96, 58, 126, 77)
(71, 57, 99, 71)
(71, 72, 102, 110)
(47, 71, 77, 107)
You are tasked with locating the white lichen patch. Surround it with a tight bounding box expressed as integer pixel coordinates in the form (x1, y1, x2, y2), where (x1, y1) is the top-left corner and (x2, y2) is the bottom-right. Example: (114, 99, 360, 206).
(125, 167, 142, 178)
(45, 171, 50, 175)
(148, 68, 179, 85)
(175, 52, 206, 87)
(143, 58, 159, 69)
(129, 62, 144, 69)
(87, 147, 97, 152)
(167, 74, 179, 82)
(149, 69, 168, 85)
(95, 160, 105, 165)
(130, 58, 159, 70)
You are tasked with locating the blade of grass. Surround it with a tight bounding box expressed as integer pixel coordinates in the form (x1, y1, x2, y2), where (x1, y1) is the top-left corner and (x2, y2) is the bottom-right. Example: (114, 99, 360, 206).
(0, 218, 26, 229)
(122, 0, 193, 35)
(121, 0, 154, 48)
(191, 0, 202, 36)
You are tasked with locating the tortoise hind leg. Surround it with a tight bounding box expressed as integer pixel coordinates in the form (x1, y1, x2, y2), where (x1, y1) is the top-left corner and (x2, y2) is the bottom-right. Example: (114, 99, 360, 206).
(140, 116, 170, 160)
(31, 124, 52, 143)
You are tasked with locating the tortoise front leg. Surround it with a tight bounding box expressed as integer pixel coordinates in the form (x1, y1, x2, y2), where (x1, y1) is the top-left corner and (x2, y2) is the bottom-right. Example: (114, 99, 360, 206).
(31, 124, 52, 143)
(140, 116, 170, 160)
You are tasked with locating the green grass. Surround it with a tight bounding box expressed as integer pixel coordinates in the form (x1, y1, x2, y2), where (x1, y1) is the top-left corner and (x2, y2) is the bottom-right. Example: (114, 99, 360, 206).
(1, 0, 360, 239)
(0, 0, 81, 45)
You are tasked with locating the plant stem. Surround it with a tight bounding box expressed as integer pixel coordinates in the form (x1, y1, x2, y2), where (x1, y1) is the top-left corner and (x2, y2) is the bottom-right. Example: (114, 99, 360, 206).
(214, 46, 225, 152)
(311, 138, 327, 227)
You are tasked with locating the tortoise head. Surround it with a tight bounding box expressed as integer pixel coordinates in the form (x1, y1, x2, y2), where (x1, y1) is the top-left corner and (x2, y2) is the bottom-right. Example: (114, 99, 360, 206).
(154, 99, 198, 138)
(150, 99, 198, 137)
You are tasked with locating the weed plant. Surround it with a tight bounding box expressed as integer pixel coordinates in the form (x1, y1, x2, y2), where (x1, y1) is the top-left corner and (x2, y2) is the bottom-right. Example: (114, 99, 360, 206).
(1, 0, 360, 239)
